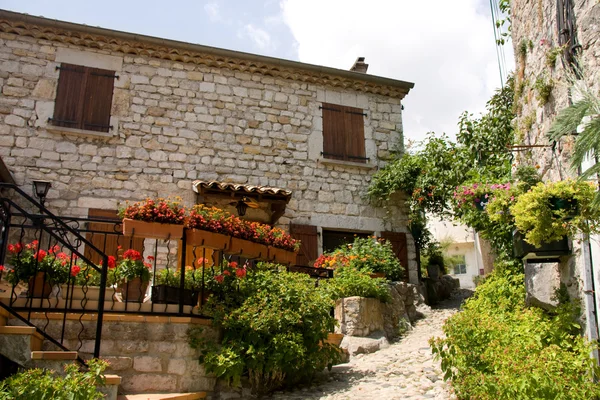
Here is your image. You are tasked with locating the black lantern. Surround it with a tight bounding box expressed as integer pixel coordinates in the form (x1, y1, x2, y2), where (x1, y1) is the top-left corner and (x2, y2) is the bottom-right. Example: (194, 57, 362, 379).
(32, 180, 52, 206)
(235, 201, 248, 217)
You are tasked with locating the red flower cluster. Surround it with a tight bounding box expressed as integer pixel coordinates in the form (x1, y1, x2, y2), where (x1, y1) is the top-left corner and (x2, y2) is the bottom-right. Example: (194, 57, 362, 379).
(123, 249, 143, 261)
(187, 205, 300, 251)
(119, 198, 186, 225)
(7, 243, 23, 254)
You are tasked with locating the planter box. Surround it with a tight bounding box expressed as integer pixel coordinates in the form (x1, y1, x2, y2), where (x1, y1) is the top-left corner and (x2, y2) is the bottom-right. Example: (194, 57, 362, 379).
(228, 237, 268, 260)
(513, 230, 571, 259)
(151, 285, 199, 306)
(122, 219, 184, 240)
(267, 246, 297, 265)
(60, 285, 115, 302)
(369, 272, 387, 279)
(186, 229, 230, 250)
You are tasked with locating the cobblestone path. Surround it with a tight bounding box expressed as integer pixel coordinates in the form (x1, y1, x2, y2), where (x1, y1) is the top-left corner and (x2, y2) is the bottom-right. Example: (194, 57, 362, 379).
(268, 291, 471, 400)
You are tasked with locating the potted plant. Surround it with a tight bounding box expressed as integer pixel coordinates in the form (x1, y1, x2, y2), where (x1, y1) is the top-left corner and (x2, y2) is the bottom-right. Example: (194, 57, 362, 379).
(119, 197, 186, 240)
(203, 260, 248, 307)
(511, 179, 600, 250)
(229, 221, 269, 260)
(114, 249, 152, 302)
(151, 262, 207, 306)
(61, 258, 118, 302)
(4, 241, 69, 298)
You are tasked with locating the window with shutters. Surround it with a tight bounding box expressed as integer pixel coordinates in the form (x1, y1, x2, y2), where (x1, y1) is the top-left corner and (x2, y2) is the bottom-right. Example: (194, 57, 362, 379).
(51, 63, 116, 133)
(321, 103, 367, 163)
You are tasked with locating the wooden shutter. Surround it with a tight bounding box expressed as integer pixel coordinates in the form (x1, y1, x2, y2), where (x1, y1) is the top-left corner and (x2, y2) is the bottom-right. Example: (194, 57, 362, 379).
(380, 231, 409, 281)
(84, 209, 144, 265)
(53, 64, 86, 129)
(346, 108, 366, 162)
(290, 224, 318, 267)
(322, 103, 345, 161)
(82, 67, 115, 132)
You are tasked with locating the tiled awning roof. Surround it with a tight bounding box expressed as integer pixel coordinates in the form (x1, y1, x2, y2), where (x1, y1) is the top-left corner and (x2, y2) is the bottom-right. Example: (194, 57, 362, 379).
(192, 180, 292, 202)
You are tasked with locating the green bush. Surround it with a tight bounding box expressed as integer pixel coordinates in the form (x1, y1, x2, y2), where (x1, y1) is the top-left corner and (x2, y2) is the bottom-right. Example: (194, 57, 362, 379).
(0, 358, 108, 400)
(321, 266, 391, 303)
(430, 268, 600, 399)
(190, 270, 339, 395)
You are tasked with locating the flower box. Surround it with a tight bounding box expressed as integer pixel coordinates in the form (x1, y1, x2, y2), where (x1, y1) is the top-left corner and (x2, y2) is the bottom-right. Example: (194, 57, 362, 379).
(513, 230, 571, 259)
(369, 272, 387, 279)
(151, 285, 199, 306)
(122, 219, 183, 240)
(60, 285, 118, 302)
(186, 229, 230, 250)
(267, 246, 297, 265)
(228, 237, 268, 260)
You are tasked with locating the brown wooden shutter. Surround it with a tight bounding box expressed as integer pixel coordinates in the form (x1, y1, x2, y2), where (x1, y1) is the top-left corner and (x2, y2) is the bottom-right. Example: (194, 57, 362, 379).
(85, 209, 144, 265)
(82, 67, 115, 132)
(380, 231, 409, 281)
(290, 224, 318, 267)
(346, 107, 366, 162)
(53, 64, 86, 129)
(322, 103, 346, 161)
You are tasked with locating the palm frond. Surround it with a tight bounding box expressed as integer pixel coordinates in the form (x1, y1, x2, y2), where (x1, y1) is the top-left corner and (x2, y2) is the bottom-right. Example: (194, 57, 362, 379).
(547, 99, 592, 141)
(572, 116, 600, 167)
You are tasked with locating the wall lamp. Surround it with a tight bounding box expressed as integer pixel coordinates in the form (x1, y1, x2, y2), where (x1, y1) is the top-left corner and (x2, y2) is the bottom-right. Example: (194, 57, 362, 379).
(32, 180, 52, 206)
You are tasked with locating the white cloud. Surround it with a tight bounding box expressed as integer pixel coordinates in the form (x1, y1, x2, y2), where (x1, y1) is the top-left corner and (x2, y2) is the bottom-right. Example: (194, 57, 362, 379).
(204, 2, 222, 22)
(240, 24, 274, 51)
(280, 0, 515, 142)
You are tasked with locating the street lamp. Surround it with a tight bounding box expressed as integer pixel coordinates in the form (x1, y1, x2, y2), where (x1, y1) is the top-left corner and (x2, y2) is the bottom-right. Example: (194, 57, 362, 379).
(32, 180, 51, 206)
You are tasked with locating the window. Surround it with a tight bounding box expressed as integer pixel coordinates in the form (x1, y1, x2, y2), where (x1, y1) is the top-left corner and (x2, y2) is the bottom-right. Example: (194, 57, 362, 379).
(321, 103, 367, 163)
(51, 63, 116, 133)
(322, 230, 371, 253)
(453, 255, 467, 275)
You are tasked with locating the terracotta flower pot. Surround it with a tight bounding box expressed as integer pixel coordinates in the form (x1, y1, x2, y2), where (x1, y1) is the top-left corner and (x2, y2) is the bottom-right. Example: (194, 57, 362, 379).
(28, 272, 52, 298)
(119, 277, 149, 302)
(122, 219, 184, 240)
(228, 237, 268, 260)
(186, 229, 230, 250)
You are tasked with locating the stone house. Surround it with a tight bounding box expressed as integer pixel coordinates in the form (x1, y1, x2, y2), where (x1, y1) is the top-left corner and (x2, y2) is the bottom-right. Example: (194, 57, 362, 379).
(0, 10, 418, 282)
(510, 0, 600, 347)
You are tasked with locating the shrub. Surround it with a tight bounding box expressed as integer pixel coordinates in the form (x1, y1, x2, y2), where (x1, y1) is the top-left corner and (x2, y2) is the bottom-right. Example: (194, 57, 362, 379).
(430, 267, 600, 399)
(0, 358, 108, 399)
(190, 270, 339, 395)
(314, 236, 405, 281)
(321, 266, 391, 303)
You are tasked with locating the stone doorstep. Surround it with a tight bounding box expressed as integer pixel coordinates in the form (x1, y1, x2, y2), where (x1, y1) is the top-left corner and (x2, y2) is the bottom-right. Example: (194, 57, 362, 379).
(117, 392, 206, 400)
(0, 326, 44, 351)
(31, 351, 78, 360)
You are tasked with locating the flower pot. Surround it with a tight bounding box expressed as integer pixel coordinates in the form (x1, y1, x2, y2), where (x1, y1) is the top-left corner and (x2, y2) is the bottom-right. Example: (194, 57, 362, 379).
(513, 230, 571, 259)
(27, 272, 52, 298)
(198, 289, 213, 306)
(228, 237, 268, 259)
(369, 272, 387, 279)
(122, 219, 184, 240)
(267, 247, 297, 265)
(119, 278, 149, 302)
(325, 333, 344, 347)
(151, 285, 199, 306)
(186, 229, 230, 250)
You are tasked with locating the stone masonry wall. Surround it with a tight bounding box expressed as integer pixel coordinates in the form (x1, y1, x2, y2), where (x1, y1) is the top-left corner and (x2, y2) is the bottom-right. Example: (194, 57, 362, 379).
(19, 314, 219, 395)
(0, 28, 418, 282)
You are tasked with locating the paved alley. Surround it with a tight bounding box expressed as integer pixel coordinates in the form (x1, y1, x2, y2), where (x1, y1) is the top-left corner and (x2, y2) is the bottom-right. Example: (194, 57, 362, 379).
(268, 291, 471, 400)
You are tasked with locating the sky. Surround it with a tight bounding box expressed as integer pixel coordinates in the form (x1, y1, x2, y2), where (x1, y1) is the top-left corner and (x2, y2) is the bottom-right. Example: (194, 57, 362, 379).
(0, 0, 514, 143)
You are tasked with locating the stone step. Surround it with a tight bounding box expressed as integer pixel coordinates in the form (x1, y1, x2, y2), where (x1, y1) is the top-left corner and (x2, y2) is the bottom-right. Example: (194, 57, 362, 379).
(117, 392, 207, 400)
(0, 325, 44, 351)
(31, 350, 78, 360)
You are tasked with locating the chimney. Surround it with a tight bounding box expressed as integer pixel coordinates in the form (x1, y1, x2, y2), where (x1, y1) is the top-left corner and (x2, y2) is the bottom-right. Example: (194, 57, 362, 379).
(350, 57, 369, 73)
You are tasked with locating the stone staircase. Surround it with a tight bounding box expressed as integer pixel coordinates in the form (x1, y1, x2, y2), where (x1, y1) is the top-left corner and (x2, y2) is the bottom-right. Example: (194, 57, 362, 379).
(0, 307, 121, 399)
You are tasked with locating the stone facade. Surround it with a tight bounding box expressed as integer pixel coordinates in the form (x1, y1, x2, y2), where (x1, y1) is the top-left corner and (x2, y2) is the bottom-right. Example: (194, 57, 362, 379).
(20, 314, 219, 394)
(510, 0, 599, 336)
(0, 11, 418, 282)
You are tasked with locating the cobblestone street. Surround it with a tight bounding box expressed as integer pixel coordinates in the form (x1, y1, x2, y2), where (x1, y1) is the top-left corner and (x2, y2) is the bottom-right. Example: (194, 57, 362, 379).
(268, 291, 471, 400)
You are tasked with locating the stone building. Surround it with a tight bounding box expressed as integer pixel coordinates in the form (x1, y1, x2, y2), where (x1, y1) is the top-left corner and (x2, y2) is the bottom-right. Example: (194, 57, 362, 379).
(0, 10, 418, 281)
(510, 0, 600, 344)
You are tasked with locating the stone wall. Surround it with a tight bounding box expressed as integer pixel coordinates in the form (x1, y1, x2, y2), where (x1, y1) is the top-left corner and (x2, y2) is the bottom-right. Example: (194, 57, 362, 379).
(18, 313, 219, 394)
(0, 18, 418, 282)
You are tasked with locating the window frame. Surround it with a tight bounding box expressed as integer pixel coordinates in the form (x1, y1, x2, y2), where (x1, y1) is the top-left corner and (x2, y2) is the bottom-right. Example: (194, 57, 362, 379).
(321, 103, 368, 163)
(51, 63, 116, 134)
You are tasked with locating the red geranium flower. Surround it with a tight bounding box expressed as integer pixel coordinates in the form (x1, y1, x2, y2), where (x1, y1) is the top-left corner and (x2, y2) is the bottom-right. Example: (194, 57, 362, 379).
(35, 250, 47, 262)
(229, 261, 238, 269)
(70, 265, 81, 277)
(235, 267, 246, 278)
(215, 274, 224, 283)
(123, 249, 143, 261)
